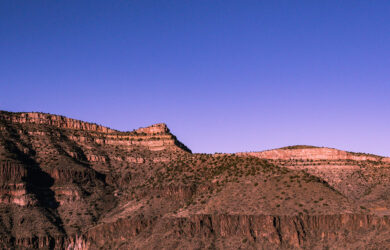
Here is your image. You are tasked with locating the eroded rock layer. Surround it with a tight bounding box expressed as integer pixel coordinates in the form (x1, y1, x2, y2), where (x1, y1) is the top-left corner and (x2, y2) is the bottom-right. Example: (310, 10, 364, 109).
(0, 111, 389, 249)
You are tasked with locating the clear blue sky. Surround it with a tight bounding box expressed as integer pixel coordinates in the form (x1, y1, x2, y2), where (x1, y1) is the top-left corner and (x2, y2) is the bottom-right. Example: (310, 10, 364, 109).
(1, 1, 389, 155)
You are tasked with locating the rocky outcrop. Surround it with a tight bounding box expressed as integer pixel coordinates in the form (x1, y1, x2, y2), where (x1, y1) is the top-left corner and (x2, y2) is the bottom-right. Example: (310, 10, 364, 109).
(2, 110, 390, 249)
(0, 161, 27, 182)
(159, 185, 195, 201)
(77, 213, 390, 249)
(167, 213, 390, 248)
(0, 234, 95, 250)
(135, 123, 170, 134)
(85, 214, 157, 248)
(0, 161, 34, 206)
(0, 111, 115, 133)
(49, 167, 102, 184)
(0, 111, 191, 153)
(0, 235, 69, 250)
(240, 147, 389, 162)
(66, 235, 90, 250)
(239, 147, 390, 208)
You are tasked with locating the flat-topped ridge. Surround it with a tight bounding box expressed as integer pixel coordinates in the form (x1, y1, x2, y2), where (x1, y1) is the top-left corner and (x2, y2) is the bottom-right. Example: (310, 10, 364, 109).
(0, 111, 116, 133)
(0, 111, 169, 134)
(0, 111, 191, 153)
(239, 145, 390, 162)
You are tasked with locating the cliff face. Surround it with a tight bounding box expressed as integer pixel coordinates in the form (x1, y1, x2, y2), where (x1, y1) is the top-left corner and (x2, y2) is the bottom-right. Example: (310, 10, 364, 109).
(0, 111, 115, 133)
(163, 213, 390, 249)
(0, 111, 191, 153)
(0, 111, 192, 249)
(1, 111, 390, 249)
(82, 213, 390, 249)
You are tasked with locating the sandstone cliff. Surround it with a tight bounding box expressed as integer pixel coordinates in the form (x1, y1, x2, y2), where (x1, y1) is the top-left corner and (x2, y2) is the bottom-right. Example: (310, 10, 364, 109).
(0, 111, 390, 249)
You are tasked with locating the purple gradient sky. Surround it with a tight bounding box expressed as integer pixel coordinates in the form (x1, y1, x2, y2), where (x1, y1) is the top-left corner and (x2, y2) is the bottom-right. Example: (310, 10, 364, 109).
(1, 1, 389, 155)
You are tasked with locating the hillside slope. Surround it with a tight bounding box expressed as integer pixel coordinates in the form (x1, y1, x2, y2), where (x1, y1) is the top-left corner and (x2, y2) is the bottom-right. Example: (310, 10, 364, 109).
(0, 111, 390, 249)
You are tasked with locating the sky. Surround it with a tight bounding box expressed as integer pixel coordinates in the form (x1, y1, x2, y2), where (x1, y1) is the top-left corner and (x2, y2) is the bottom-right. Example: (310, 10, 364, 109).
(1, 1, 389, 156)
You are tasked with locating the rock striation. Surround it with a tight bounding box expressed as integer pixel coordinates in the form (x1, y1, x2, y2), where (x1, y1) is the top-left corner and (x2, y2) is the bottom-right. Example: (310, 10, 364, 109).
(240, 146, 390, 162)
(0, 111, 115, 133)
(0, 111, 390, 249)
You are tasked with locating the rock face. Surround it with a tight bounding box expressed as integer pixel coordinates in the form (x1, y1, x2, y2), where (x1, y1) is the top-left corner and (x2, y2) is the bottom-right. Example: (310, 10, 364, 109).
(0, 111, 191, 153)
(0, 111, 116, 133)
(136, 123, 169, 134)
(1, 111, 390, 249)
(240, 146, 389, 162)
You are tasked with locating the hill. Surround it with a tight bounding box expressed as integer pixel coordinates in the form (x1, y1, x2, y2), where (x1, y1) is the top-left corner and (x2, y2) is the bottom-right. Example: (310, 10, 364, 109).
(1, 111, 390, 249)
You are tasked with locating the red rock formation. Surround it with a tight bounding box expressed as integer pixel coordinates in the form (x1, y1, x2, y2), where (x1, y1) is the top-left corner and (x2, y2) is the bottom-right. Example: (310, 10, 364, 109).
(1, 111, 390, 249)
(0, 111, 115, 133)
(240, 147, 389, 162)
(135, 123, 170, 134)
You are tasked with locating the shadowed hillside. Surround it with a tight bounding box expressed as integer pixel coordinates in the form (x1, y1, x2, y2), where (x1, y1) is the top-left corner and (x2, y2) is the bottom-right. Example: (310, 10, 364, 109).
(1, 111, 390, 249)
